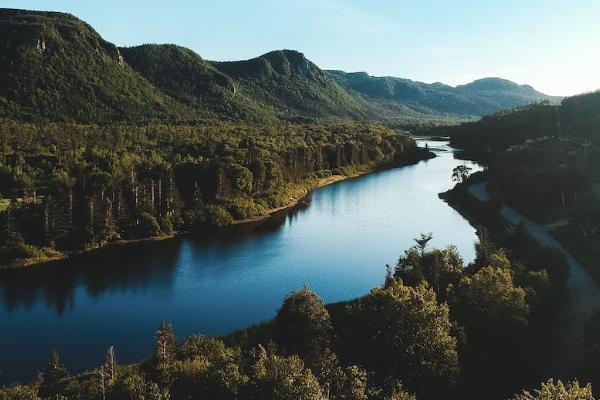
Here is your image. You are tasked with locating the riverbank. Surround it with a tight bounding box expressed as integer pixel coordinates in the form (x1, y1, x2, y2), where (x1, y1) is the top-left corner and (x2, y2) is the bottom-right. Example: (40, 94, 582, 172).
(1, 148, 435, 270)
(231, 174, 348, 225)
(441, 175, 600, 374)
(231, 150, 434, 225)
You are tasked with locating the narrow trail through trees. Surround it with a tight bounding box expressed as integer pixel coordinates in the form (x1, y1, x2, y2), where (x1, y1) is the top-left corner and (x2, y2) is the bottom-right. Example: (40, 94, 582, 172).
(468, 181, 600, 374)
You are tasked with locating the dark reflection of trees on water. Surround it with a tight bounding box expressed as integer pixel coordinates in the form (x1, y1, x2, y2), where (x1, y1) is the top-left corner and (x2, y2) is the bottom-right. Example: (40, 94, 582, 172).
(0, 145, 476, 318)
(0, 240, 182, 315)
(0, 199, 315, 316)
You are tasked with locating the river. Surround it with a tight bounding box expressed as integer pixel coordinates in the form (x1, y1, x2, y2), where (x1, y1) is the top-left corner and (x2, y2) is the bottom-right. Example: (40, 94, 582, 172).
(0, 139, 481, 384)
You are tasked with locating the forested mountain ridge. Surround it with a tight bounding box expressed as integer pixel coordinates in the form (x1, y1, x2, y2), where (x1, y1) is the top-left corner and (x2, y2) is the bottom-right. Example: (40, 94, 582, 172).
(0, 8, 557, 124)
(210, 50, 380, 121)
(120, 44, 272, 121)
(123, 46, 379, 121)
(326, 70, 559, 118)
(444, 90, 600, 150)
(0, 9, 197, 123)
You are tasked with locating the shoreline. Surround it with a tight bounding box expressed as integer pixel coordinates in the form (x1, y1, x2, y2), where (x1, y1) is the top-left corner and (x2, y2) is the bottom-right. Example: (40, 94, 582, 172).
(1, 149, 435, 271)
(234, 149, 434, 224)
(230, 174, 350, 225)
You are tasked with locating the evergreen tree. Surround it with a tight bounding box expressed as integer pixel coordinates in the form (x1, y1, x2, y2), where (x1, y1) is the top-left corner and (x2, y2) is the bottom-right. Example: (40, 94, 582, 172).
(38, 350, 69, 399)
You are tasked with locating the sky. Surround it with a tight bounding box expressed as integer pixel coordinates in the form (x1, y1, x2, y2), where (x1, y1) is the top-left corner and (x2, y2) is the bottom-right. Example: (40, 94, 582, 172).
(2, 0, 599, 96)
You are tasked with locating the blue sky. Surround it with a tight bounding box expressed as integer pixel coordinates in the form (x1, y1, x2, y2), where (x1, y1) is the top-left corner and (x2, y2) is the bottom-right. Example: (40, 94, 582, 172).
(3, 0, 599, 96)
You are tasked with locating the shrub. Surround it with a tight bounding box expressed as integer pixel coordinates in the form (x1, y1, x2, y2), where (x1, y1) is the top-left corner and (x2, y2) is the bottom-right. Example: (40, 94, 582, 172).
(137, 212, 162, 238)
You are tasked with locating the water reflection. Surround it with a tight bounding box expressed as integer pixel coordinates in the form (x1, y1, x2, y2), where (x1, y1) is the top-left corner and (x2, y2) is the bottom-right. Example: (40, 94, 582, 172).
(0, 241, 182, 315)
(0, 140, 481, 384)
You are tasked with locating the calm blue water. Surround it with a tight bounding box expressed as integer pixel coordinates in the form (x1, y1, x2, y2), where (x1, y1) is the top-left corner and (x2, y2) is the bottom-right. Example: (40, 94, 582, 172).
(0, 140, 480, 384)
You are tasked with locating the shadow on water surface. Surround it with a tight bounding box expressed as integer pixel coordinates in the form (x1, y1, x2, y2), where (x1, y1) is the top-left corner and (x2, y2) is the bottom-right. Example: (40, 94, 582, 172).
(0, 202, 312, 316)
(0, 240, 182, 315)
(0, 140, 483, 385)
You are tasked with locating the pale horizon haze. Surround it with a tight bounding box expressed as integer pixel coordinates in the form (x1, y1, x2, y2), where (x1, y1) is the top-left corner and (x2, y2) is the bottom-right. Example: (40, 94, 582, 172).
(2, 0, 599, 97)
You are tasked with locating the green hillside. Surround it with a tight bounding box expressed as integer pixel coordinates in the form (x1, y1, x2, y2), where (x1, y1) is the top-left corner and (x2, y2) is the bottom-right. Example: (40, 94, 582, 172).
(212, 50, 379, 121)
(0, 8, 561, 125)
(0, 8, 195, 122)
(327, 70, 559, 118)
(120, 44, 273, 121)
(445, 90, 600, 150)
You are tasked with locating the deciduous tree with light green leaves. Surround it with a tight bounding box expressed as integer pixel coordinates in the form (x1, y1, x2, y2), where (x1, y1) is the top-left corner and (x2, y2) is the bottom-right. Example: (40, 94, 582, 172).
(350, 279, 459, 398)
(512, 379, 593, 400)
(451, 266, 530, 340)
(244, 355, 325, 400)
(273, 286, 333, 365)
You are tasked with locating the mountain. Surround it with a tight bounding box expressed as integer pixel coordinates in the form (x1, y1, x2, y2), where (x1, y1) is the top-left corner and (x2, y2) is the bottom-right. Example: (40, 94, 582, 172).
(0, 8, 195, 122)
(120, 44, 271, 120)
(326, 71, 559, 118)
(122, 46, 379, 121)
(210, 50, 378, 121)
(0, 7, 558, 124)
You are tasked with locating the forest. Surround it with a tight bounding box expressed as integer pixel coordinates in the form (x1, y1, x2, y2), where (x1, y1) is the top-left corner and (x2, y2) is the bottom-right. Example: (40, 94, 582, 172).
(1, 6, 599, 400)
(434, 90, 600, 281)
(442, 91, 600, 151)
(0, 120, 425, 267)
(2, 231, 596, 400)
(0, 9, 554, 125)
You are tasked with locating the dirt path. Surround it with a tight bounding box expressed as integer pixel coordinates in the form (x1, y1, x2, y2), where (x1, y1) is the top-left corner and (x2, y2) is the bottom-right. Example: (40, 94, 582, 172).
(469, 181, 600, 373)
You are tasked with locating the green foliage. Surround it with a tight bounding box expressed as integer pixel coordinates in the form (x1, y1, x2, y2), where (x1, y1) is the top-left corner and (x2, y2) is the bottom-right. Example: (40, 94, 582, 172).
(0, 209, 43, 264)
(0, 119, 418, 265)
(0, 241, 594, 400)
(245, 355, 325, 400)
(512, 379, 593, 400)
(273, 286, 333, 363)
(452, 164, 473, 183)
(38, 350, 69, 399)
(446, 90, 600, 153)
(0, 385, 40, 400)
(0, 9, 194, 123)
(170, 337, 248, 400)
(154, 324, 177, 365)
(110, 374, 170, 400)
(120, 44, 268, 121)
(348, 280, 459, 397)
(489, 138, 591, 214)
(0, 9, 554, 125)
(385, 388, 417, 400)
(451, 266, 530, 340)
(138, 212, 162, 238)
(328, 72, 557, 119)
(203, 205, 234, 227)
(393, 242, 464, 300)
(445, 103, 560, 150)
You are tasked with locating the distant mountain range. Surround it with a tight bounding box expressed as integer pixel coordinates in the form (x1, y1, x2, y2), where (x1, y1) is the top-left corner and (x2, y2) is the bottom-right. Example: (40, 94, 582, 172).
(0, 8, 559, 124)
(326, 71, 560, 118)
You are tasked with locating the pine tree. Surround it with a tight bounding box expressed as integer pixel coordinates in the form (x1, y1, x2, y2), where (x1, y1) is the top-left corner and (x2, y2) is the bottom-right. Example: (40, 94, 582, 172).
(38, 350, 69, 399)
